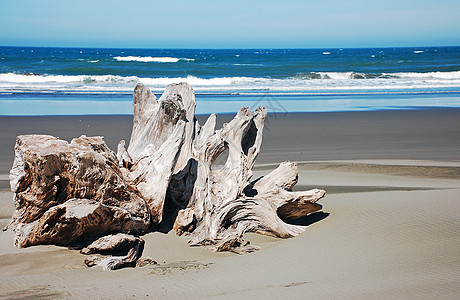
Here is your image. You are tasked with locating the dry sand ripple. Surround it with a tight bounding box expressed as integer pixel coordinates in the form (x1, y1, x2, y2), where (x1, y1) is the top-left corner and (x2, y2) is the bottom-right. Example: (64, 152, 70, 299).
(0, 161, 459, 299)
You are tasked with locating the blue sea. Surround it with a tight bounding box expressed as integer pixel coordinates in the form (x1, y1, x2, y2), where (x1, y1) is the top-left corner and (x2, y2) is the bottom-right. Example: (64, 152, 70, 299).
(1, 46, 459, 115)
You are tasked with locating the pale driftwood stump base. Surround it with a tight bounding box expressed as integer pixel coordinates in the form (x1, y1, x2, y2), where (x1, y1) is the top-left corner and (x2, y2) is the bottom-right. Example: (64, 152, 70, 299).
(7, 83, 325, 270)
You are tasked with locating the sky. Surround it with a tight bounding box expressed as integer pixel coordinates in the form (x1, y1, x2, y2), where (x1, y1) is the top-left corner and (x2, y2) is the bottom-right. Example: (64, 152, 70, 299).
(1, 0, 459, 48)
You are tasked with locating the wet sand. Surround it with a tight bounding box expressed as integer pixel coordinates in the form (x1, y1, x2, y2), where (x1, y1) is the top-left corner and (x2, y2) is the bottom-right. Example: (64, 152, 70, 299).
(1, 110, 460, 299)
(1, 109, 460, 174)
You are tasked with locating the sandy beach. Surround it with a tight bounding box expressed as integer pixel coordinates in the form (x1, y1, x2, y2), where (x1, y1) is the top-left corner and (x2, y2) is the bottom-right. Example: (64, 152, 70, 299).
(1, 110, 460, 299)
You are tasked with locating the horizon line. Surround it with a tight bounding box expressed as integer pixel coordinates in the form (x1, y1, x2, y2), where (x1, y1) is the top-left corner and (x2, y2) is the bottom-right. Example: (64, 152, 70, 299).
(1, 44, 459, 50)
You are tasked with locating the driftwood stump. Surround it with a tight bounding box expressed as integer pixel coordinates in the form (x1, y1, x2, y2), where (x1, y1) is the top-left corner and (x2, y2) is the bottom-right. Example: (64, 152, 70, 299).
(7, 83, 325, 269)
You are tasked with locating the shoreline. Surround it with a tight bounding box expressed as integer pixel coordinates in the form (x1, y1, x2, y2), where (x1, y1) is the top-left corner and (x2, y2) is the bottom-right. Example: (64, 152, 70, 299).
(1, 92, 460, 115)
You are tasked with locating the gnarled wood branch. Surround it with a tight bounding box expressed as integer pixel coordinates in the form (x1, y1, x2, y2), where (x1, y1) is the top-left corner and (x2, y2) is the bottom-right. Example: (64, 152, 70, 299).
(7, 82, 325, 268)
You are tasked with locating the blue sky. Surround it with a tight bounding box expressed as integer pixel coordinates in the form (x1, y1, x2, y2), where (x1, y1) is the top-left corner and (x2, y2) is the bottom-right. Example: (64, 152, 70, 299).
(1, 0, 459, 48)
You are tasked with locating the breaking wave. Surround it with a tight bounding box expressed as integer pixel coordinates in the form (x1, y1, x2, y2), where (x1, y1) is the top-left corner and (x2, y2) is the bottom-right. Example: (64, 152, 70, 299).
(292, 71, 460, 80)
(1, 71, 460, 94)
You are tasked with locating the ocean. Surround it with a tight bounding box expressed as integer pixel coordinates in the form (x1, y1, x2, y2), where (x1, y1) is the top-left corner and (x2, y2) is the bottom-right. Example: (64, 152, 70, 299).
(1, 46, 459, 115)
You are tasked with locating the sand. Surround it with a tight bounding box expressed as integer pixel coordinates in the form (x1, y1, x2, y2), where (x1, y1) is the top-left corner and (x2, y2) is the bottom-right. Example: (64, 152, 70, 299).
(1, 110, 460, 299)
(1, 109, 460, 173)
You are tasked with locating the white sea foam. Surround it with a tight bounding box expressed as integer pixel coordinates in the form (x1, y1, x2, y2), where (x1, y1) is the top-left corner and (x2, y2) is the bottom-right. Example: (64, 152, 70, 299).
(318, 72, 353, 79)
(113, 56, 195, 63)
(322, 52, 331, 55)
(1, 71, 460, 94)
(391, 71, 460, 79)
(413, 50, 425, 54)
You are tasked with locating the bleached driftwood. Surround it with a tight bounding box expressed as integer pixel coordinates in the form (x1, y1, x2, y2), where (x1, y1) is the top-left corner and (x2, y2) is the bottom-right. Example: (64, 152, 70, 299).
(7, 82, 325, 269)
(83, 234, 145, 271)
(8, 135, 150, 249)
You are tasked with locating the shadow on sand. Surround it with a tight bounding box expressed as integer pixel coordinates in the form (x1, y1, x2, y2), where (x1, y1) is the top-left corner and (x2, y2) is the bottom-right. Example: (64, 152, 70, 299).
(286, 211, 330, 227)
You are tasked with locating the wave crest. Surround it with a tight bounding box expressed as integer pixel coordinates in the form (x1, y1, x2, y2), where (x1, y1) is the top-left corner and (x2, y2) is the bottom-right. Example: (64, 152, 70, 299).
(293, 72, 393, 80)
(292, 71, 460, 80)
